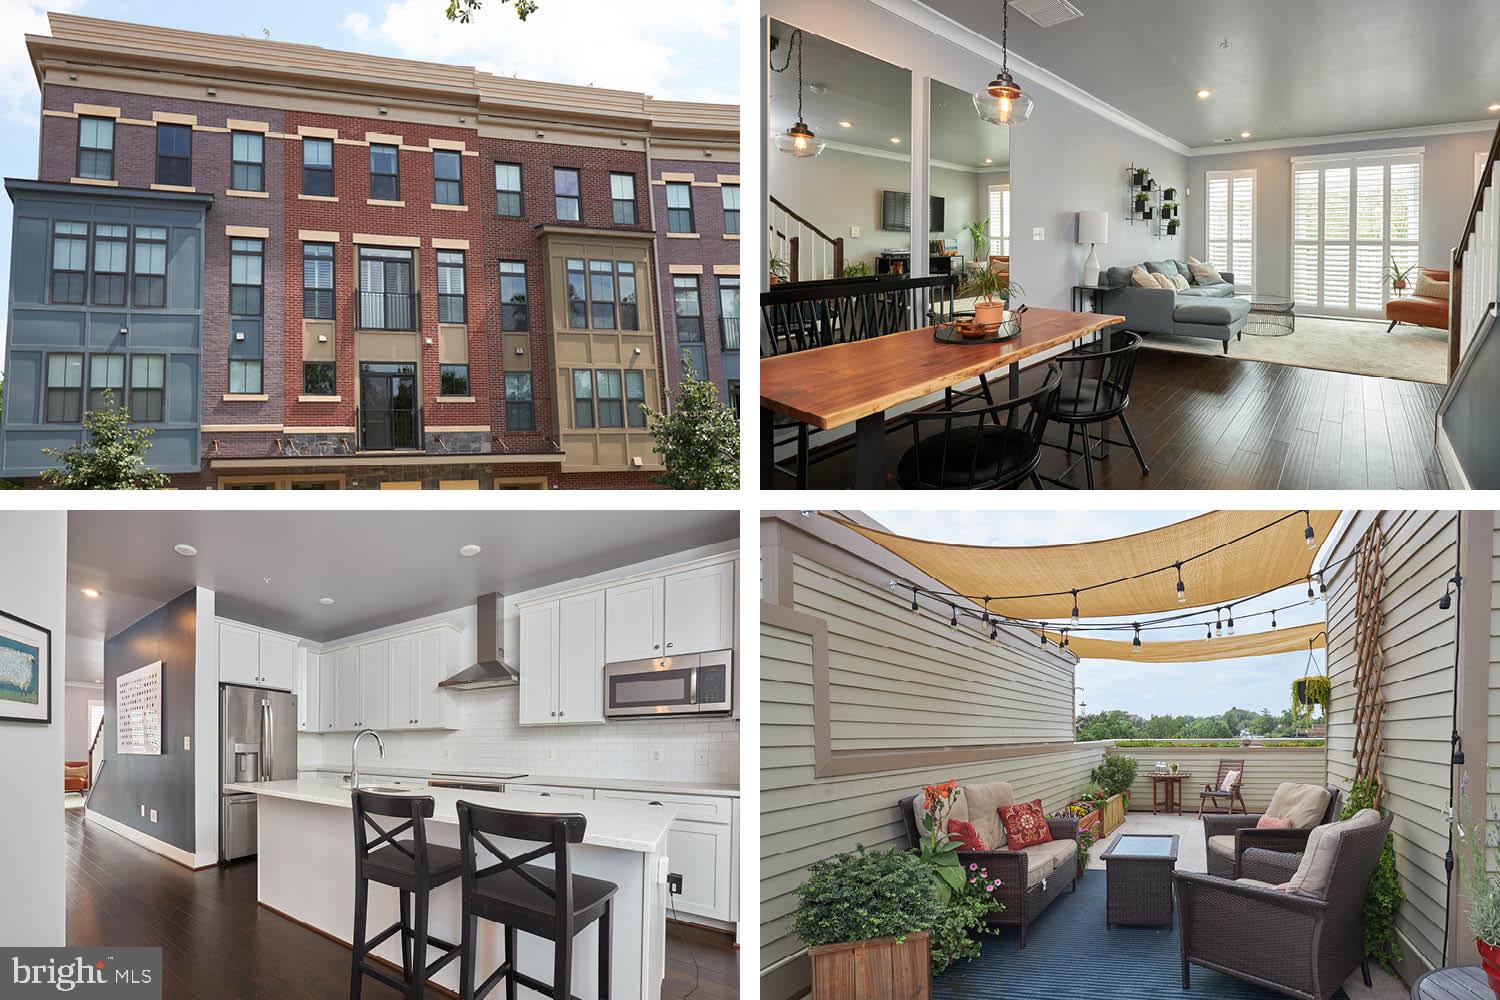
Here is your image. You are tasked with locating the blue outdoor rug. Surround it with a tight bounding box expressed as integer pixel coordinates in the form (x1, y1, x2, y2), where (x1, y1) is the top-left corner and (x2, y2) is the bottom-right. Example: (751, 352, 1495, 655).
(933, 871, 1350, 999)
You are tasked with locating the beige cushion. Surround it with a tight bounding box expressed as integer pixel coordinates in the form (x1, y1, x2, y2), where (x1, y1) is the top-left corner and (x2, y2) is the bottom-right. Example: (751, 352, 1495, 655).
(1130, 266, 1157, 288)
(1171, 274, 1190, 291)
(1265, 782, 1331, 829)
(1152, 272, 1177, 291)
(1188, 257, 1225, 285)
(1288, 808, 1382, 898)
(1220, 769, 1241, 792)
(1207, 834, 1237, 859)
(963, 781, 1014, 850)
(1020, 838, 1076, 888)
(64, 764, 88, 779)
(1414, 272, 1450, 300)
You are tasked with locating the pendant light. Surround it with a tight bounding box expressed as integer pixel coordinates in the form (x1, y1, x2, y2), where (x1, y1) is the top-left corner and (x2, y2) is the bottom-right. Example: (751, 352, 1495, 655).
(973, 0, 1035, 127)
(773, 29, 826, 158)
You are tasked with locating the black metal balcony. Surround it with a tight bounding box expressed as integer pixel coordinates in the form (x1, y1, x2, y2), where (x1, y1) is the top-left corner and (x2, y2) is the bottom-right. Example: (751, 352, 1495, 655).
(357, 405, 423, 452)
(357, 290, 420, 331)
(721, 316, 740, 351)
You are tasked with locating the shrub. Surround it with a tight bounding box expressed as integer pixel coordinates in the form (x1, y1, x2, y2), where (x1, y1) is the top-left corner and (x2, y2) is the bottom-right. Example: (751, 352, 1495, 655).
(928, 882, 996, 972)
(1090, 755, 1139, 798)
(792, 847, 941, 950)
(1341, 778, 1404, 971)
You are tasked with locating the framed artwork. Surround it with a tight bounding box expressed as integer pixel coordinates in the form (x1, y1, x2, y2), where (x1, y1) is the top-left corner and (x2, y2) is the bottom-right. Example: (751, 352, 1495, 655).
(0, 608, 52, 725)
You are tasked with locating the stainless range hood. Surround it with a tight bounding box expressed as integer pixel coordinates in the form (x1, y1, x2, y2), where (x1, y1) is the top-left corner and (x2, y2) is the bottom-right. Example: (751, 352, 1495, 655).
(438, 593, 520, 689)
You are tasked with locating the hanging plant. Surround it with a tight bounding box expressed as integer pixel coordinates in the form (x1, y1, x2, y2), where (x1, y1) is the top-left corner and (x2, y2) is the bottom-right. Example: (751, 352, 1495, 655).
(1291, 675, 1331, 720)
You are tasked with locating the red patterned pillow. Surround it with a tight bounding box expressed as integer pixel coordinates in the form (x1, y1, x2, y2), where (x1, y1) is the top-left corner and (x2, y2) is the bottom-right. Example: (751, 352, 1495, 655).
(998, 799, 1053, 850)
(946, 819, 986, 851)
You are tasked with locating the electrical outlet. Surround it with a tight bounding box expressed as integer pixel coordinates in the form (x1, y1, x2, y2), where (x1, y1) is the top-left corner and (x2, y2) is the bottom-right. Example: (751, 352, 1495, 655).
(695, 748, 708, 766)
(667, 873, 684, 895)
(544, 747, 556, 762)
(1032, 227, 1046, 241)
(183, 736, 191, 751)
(650, 748, 665, 763)
(149, 809, 158, 823)
(850, 225, 861, 238)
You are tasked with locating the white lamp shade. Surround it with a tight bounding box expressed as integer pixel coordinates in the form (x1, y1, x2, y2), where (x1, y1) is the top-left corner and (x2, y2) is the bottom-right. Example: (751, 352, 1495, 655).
(1076, 211, 1109, 245)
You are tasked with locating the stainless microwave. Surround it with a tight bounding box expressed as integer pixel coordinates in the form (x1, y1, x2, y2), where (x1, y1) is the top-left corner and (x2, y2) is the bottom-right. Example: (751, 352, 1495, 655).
(604, 651, 732, 718)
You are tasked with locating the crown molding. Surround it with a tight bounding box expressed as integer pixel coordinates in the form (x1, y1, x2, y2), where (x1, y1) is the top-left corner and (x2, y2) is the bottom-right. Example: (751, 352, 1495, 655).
(810, 136, 1008, 174)
(870, 0, 1191, 156)
(1187, 120, 1496, 157)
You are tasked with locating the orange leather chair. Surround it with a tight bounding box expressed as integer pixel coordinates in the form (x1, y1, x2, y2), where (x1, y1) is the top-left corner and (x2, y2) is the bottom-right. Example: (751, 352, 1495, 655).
(1386, 268, 1450, 332)
(64, 761, 90, 794)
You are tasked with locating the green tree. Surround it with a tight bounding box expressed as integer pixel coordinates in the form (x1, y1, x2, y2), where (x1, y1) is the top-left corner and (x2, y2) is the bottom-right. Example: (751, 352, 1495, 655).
(1076, 710, 1141, 741)
(1182, 716, 1234, 739)
(39, 392, 170, 489)
(1141, 714, 1185, 739)
(641, 362, 739, 490)
(444, 0, 539, 22)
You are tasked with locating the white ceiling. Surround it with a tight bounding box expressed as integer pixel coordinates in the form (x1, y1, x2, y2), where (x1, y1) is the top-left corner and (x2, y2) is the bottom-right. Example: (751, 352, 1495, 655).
(64, 510, 737, 681)
(927, 0, 1500, 148)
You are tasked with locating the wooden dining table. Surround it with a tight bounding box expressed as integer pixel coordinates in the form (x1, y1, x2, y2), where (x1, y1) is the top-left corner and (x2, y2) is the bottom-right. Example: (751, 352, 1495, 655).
(760, 307, 1126, 488)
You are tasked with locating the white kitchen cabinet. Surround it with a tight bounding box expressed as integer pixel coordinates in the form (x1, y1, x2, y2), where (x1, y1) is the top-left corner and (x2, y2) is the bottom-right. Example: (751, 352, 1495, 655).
(387, 635, 416, 729)
(387, 627, 459, 731)
(331, 647, 360, 731)
(507, 784, 595, 801)
(662, 562, 735, 655)
(218, 621, 262, 686)
(298, 651, 319, 732)
(518, 603, 558, 725)
(604, 577, 663, 662)
(557, 592, 605, 724)
(357, 642, 389, 730)
(258, 633, 298, 691)
(595, 788, 736, 924)
(318, 650, 339, 732)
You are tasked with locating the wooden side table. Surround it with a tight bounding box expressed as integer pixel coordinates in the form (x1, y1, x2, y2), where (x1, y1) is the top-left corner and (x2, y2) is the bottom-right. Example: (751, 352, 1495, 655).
(1149, 773, 1191, 814)
(1411, 966, 1488, 998)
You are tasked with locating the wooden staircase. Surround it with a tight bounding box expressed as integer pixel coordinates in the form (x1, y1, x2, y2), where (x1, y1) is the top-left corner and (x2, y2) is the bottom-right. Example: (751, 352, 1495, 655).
(768, 195, 844, 282)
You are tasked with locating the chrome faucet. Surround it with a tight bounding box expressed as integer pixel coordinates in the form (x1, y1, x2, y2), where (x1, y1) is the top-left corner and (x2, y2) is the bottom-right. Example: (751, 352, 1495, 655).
(350, 729, 384, 790)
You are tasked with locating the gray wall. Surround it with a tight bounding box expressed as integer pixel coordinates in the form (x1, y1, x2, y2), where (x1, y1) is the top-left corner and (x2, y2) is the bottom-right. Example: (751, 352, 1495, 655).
(1186, 131, 1491, 295)
(65, 681, 103, 761)
(93, 589, 201, 854)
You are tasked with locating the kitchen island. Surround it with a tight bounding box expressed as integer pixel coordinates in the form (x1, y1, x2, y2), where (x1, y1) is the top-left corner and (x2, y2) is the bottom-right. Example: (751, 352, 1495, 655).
(225, 776, 676, 1000)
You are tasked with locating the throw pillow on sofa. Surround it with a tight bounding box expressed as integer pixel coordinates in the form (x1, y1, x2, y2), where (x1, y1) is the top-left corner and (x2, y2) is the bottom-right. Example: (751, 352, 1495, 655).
(1171, 274, 1190, 291)
(1255, 814, 1294, 830)
(947, 819, 986, 851)
(1414, 271, 1450, 300)
(1152, 272, 1176, 290)
(1188, 257, 1225, 285)
(1130, 266, 1157, 288)
(998, 799, 1053, 849)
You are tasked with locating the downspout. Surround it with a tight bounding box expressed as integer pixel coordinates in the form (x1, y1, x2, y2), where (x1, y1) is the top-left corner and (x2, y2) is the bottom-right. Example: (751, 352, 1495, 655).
(644, 132, 675, 413)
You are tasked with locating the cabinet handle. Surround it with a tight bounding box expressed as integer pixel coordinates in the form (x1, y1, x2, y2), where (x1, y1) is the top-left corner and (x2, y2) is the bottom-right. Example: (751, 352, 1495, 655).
(540, 792, 551, 797)
(551, 711, 557, 717)
(649, 801, 663, 807)
(654, 644, 660, 650)
(666, 642, 674, 649)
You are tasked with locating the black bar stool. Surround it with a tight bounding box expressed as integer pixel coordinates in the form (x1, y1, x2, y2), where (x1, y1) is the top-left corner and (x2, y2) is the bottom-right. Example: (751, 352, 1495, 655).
(351, 790, 465, 1000)
(456, 801, 618, 1000)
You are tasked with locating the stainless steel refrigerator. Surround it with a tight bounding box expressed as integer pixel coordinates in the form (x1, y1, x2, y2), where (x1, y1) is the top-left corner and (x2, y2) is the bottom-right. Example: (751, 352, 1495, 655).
(220, 683, 298, 863)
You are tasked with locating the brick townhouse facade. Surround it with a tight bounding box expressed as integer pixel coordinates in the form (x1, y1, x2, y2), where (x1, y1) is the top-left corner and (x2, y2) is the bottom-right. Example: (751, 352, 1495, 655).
(0, 14, 738, 489)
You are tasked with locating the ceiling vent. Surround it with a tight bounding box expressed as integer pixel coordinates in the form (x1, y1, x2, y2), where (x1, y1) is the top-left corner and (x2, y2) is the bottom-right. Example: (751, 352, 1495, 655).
(1011, 0, 1084, 28)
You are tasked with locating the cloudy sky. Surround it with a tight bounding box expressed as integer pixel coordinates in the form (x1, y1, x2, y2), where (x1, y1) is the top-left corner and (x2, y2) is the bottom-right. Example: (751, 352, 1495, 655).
(868, 510, 1331, 720)
(0, 0, 739, 351)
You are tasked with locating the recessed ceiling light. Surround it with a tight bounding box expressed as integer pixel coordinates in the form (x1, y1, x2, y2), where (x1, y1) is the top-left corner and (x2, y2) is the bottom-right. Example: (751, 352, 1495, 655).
(81, 587, 100, 599)
(1196, 88, 1214, 100)
(1240, 131, 1253, 139)
(837, 120, 853, 128)
(459, 544, 482, 558)
(984, 157, 994, 164)
(1489, 103, 1500, 113)
(173, 543, 197, 557)
(318, 597, 336, 606)
(890, 136, 902, 144)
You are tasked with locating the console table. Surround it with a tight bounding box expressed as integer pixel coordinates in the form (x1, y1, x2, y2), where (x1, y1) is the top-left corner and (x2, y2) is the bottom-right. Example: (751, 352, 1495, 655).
(1148, 772, 1190, 814)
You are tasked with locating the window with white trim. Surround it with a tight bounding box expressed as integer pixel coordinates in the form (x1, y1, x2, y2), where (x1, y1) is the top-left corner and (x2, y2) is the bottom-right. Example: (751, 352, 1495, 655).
(1205, 169, 1255, 292)
(1292, 152, 1421, 317)
(987, 184, 1010, 257)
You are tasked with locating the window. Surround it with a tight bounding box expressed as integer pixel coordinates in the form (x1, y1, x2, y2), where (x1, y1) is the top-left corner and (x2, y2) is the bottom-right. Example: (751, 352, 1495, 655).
(988, 184, 1011, 256)
(624, 369, 646, 428)
(495, 162, 522, 217)
(231, 131, 264, 192)
(610, 172, 637, 224)
(132, 226, 167, 307)
(572, 369, 595, 428)
(434, 150, 462, 205)
(92, 224, 128, 306)
(504, 372, 534, 430)
(51, 221, 88, 305)
(77, 117, 114, 181)
(499, 261, 528, 331)
(129, 355, 165, 422)
(717, 276, 740, 350)
(726, 379, 739, 409)
(302, 242, 334, 319)
(673, 275, 706, 378)
(666, 182, 694, 233)
(589, 260, 616, 329)
(155, 123, 192, 187)
(436, 250, 466, 323)
(722, 184, 740, 235)
(565, 258, 588, 328)
(230, 238, 264, 316)
(596, 369, 624, 427)
(302, 138, 333, 196)
(1292, 154, 1419, 316)
(440, 363, 470, 396)
(45, 354, 83, 423)
(617, 261, 639, 330)
(554, 167, 580, 221)
(358, 246, 415, 331)
(89, 355, 125, 412)
(304, 362, 336, 396)
(1205, 169, 1255, 292)
(370, 144, 399, 200)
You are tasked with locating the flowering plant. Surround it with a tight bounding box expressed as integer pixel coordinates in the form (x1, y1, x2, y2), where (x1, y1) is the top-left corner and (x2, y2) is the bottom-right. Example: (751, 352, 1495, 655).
(925, 861, 1004, 972)
(916, 781, 966, 903)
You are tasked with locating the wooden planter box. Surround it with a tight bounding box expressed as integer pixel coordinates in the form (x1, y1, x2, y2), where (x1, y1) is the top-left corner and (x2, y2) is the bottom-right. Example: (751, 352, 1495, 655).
(810, 931, 930, 1000)
(1098, 793, 1126, 835)
(1076, 808, 1101, 837)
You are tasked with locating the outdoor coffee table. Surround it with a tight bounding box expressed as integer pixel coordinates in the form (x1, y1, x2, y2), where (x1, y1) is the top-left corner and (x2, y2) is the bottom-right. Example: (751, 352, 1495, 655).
(1411, 966, 1487, 998)
(1243, 293, 1296, 337)
(1101, 833, 1179, 929)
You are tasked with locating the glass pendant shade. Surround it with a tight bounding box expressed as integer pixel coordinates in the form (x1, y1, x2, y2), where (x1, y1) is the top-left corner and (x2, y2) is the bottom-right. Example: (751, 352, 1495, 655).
(973, 72, 1034, 126)
(775, 121, 826, 158)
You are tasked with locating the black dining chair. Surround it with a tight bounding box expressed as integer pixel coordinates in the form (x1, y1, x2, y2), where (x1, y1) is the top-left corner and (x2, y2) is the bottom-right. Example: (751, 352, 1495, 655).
(350, 790, 465, 1000)
(1041, 330, 1150, 489)
(896, 363, 1062, 489)
(456, 800, 618, 1000)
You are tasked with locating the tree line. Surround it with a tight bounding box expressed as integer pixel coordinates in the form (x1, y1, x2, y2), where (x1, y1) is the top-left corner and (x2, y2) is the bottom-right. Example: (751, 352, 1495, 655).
(1075, 706, 1317, 742)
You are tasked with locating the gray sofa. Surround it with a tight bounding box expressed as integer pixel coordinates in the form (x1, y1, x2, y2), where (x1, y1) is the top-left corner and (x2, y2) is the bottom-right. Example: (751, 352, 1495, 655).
(1099, 259, 1251, 352)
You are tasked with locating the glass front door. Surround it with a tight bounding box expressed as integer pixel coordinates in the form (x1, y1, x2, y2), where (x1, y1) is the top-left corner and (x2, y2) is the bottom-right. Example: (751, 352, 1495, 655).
(359, 362, 419, 451)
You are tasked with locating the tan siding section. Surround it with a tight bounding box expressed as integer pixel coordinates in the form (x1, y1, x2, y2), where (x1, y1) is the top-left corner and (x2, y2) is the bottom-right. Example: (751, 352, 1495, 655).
(1325, 510, 1457, 972)
(1106, 746, 1328, 813)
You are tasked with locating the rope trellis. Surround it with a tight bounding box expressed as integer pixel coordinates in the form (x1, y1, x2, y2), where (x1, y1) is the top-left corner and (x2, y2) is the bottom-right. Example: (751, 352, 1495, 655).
(1351, 523, 1387, 807)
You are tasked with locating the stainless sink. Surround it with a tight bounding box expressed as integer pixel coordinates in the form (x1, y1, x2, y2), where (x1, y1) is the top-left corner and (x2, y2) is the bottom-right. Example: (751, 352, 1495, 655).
(346, 782, 422, 795)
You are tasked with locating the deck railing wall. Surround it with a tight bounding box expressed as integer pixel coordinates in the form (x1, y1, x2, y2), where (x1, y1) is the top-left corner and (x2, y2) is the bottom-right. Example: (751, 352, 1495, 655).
(1105, 743, 1328, 814)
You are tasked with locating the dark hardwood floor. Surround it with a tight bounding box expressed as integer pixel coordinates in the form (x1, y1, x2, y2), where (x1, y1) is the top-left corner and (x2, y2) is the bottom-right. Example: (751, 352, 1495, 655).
(64, 807, 737, 999)
(770, 348, 1450, 490)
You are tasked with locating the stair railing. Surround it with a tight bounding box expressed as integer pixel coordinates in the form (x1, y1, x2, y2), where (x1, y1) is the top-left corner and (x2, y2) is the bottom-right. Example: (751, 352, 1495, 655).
(768, 195, 845, 282)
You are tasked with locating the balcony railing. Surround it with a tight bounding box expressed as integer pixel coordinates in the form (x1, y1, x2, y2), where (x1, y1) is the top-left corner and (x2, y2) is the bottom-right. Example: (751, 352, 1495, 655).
(357, 290, 420, 331)
(721, 316, 740, 351)
(357, 405, 423, 452)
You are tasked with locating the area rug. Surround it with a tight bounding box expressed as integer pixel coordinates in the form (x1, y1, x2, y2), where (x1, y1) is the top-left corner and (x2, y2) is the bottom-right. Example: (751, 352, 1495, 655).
(1140, 314, 1447, 385)
(932, 872, 1350, 999)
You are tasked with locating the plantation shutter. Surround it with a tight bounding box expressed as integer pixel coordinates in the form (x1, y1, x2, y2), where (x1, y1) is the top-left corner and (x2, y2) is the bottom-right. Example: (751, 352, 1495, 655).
(1206, 170, 1254, 290)
(988, 185, 1010, 257)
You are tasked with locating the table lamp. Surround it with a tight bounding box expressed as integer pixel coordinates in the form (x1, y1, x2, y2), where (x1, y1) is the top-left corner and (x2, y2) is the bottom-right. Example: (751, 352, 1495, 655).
(1077, 211, 1109, 287)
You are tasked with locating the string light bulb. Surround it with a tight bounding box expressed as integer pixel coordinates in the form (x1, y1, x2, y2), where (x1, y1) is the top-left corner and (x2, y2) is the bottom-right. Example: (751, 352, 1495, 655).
(1040, 631, 1049, 647)
(1215, 610, 1223, 636)
(1304, 512, 1317, 549)
(1131, 625, 1142, 654)
(1226, 607, 1235, 636)
(949, 605, 959, 629)
(990, 623, 1000, 643)
(1271, 610, 1278, 628)
(1205, 623, 1213, 640)
(1070, 590, 1080, 625)
(1307, 578, 1317, 604)
(1061, 629, 1070, 649)
(1175, 562, 1186, 603)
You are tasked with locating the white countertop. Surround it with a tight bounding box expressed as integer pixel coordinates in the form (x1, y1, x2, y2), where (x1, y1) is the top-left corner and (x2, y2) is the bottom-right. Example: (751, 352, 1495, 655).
(301, 764, 739, 798)
(226, 776, 677, 853)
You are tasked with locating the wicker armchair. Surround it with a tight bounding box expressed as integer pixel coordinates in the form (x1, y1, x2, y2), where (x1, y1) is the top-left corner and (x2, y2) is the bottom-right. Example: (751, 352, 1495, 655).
(1175, 811, 1391, 1000)
(1203, 784, 1343, 878)
(901, 793, 1077, 948)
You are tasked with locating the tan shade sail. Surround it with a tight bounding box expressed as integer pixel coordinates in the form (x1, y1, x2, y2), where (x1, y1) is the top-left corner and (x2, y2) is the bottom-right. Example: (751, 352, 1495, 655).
(828, 510, 1340, 619)
(1035, 621, 1327, 663)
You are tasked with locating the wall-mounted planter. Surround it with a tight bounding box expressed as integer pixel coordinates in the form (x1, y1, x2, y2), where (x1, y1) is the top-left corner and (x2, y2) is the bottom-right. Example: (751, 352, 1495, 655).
(1163, 187, 1177, 201)
(810, 932, 931, 1000)
(1133, 169, 1150, 187)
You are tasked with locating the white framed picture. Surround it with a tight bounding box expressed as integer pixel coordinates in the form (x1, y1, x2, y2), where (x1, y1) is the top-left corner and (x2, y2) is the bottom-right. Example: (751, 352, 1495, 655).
(116, 660, 163, 755)
(0, 608, 52, 725)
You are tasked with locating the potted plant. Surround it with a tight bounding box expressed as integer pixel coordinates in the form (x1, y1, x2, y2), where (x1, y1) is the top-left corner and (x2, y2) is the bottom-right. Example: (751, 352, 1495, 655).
(1090, 755, 1139, 815)
(1167, 219, 1181, 236)
(769, 252, 790, 284)
(1162, 201, 1177, 217)
(1163, 187, 1177, 201)
(841, 260, 872, 278)
(1388, 257, 1416, 293)
(1133, 167, 1150, 187)
(793, 846, 940, 998)
(964, 219, 990, 267)
(958, 270, 1020, 330)
(1291, 675, 1331, 729)
(1142, 207, 1154, 220)
(1457, 775, 1500, 996)
(912, 782, 1004, 973)
(1074, 826, 1097, 876)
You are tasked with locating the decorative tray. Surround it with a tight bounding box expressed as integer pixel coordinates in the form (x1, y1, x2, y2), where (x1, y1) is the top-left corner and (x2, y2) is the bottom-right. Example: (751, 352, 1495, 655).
(934, 313, 1022, 344)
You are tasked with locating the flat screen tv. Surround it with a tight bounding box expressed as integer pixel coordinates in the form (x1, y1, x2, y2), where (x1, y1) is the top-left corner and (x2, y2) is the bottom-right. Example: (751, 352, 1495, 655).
(880, 191, 945, 233)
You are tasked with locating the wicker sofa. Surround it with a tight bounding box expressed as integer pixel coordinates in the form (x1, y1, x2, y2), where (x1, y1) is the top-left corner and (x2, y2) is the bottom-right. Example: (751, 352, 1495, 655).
(1203, 782, 1343, 878)
(901, 781, 1078, 948)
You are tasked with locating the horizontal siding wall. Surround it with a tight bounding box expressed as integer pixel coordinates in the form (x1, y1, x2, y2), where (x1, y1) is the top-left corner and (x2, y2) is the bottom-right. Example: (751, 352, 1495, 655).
(1107, 746, 1328, 813)
(1325, 510, 1457, 974)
